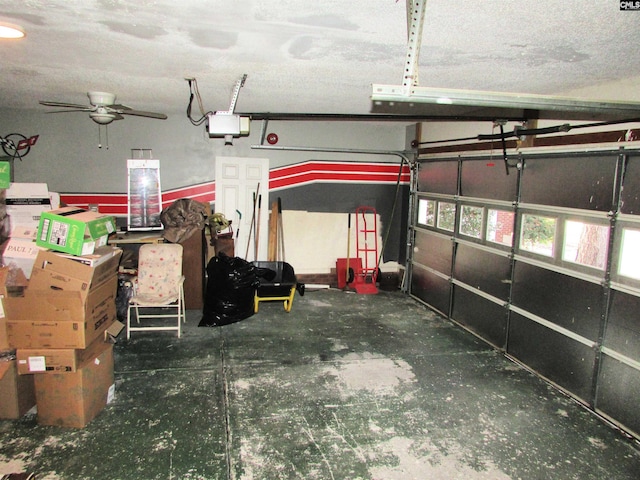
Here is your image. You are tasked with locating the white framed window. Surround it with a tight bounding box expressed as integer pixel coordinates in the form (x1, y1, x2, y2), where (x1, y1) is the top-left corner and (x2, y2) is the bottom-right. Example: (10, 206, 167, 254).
(417, 198, 436, 226)
(437, 202, 456, 232)
(459, 205, 483, 239)
(520, 214, 557, 257)
(562, 220, 609, 270)
(619, 228, 640, 280)
(486, 209, 514, 246)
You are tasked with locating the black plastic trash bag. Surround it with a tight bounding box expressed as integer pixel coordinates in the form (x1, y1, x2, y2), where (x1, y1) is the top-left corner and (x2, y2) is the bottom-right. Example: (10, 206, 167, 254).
(199, 253, 259, 327)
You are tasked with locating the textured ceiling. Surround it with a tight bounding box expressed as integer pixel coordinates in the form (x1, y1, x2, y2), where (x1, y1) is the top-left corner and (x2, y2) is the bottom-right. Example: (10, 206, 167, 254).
(1, 1, 639, 120)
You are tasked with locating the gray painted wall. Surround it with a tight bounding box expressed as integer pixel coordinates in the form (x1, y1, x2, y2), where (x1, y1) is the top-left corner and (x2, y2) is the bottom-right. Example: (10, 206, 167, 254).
(0, 108, 413, 272)
(0, 108, 410, 193)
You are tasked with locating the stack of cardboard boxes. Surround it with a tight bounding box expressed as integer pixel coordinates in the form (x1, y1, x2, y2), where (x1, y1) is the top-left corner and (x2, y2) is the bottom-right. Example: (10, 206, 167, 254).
(0, 204, 123, 428)
(0, 183, 52, 422)
(0, 267, 34, 421)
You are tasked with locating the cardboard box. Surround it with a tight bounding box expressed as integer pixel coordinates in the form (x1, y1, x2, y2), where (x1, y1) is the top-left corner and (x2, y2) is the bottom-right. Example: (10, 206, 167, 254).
(0, 161, 9, 189)
(0, 358, 36, 419)
(36, 207, 116, 256)
(5, 183, 53, 231)
(34, 342, 114, 428)
(29, 248, 122, 299)
(10, 224, 39, 240)
(4, 276, 118, 349)
(0, 267, 29, 350)
(16, 321, 124, 374)
(0, 237, 46, 278)
(0, 317, 6, 352)
(54, 246, 123, 267)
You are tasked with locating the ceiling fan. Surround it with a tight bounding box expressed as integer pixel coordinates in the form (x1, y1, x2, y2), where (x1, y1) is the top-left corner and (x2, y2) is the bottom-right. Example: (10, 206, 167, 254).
(39, 91, 168, 125)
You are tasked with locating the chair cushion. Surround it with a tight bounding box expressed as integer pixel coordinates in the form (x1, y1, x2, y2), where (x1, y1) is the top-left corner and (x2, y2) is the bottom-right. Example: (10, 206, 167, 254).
(136, 243, 183, 299)
(131, 292, 179, 306)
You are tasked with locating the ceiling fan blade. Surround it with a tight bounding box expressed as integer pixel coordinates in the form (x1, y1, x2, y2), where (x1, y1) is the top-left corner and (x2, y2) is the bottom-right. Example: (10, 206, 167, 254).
(41, 96, 167, 121)
(44, 108, 94, 114)
(39, 100, 92, 110)
(117, 109, 168, 120)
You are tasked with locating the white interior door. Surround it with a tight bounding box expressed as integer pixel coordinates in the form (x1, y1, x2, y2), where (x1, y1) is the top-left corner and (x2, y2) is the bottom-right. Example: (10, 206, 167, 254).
(214, 156, 269, 262)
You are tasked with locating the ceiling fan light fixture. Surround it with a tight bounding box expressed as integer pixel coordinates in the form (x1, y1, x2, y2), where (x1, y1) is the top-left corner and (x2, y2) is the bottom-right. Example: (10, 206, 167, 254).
(89, 112, 116, 125)
(40, 91, 167, 125)
(0, 22, 25, 39)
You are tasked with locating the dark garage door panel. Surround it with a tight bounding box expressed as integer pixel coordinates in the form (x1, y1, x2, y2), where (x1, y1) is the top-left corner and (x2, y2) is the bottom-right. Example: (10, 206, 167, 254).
(512, 262, 603, 341)
(451, 286, 507, 348)
(520, 155, 617, 211)
(411, 266, 450, 316)
(508, 312, 595, 402)
(417, 160, 458, 195)
(596, 355, 640, 438)
(413, 230, 452, 275)
(454, 244, 511, 301)
(620, 154, 640, 215)
(460, 159, 517, 201)
(605, 290, 640, 362)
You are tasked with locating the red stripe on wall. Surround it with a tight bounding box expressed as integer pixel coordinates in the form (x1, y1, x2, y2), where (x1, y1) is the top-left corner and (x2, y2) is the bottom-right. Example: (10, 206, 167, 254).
(162, 182, 215, 203)
(60, 161, 407, 215)
(269, 161, 409, 190)
(270, 161, 405, 176)
(270, 172, 409, 190)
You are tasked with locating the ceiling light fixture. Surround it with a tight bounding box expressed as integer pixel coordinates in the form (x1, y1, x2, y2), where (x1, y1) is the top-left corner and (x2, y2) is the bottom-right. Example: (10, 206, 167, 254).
(0, 22, 25, 39)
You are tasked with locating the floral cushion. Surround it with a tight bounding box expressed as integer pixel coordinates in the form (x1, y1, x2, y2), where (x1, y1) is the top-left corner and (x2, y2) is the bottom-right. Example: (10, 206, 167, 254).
(132, 243, 183, 305)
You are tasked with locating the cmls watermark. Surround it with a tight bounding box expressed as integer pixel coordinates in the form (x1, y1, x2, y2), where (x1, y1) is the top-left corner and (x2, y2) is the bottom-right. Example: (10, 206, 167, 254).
(621, 1, 640, 10)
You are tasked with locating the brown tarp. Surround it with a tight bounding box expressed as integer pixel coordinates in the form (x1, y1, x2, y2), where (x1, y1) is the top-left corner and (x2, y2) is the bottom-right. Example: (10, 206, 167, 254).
(160, 198, 207, 243)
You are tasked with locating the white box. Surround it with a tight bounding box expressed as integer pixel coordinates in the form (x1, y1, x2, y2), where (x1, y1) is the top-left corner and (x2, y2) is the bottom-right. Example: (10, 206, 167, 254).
(1, 237, 46, 278)
(6, 183, 53, 231)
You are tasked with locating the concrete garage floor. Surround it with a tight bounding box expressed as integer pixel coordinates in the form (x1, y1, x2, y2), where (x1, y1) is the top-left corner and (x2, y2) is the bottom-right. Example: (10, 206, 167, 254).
(1, 288, 640, 479)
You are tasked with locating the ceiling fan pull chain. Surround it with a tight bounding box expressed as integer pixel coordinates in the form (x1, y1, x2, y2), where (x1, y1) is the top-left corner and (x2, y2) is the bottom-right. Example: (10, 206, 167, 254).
(97, 125, 109, 149)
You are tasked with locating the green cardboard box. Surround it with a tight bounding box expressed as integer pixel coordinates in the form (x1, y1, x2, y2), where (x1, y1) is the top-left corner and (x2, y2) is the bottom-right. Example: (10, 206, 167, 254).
(36, 207, 116, 256)
(0, 162, 11, 189)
